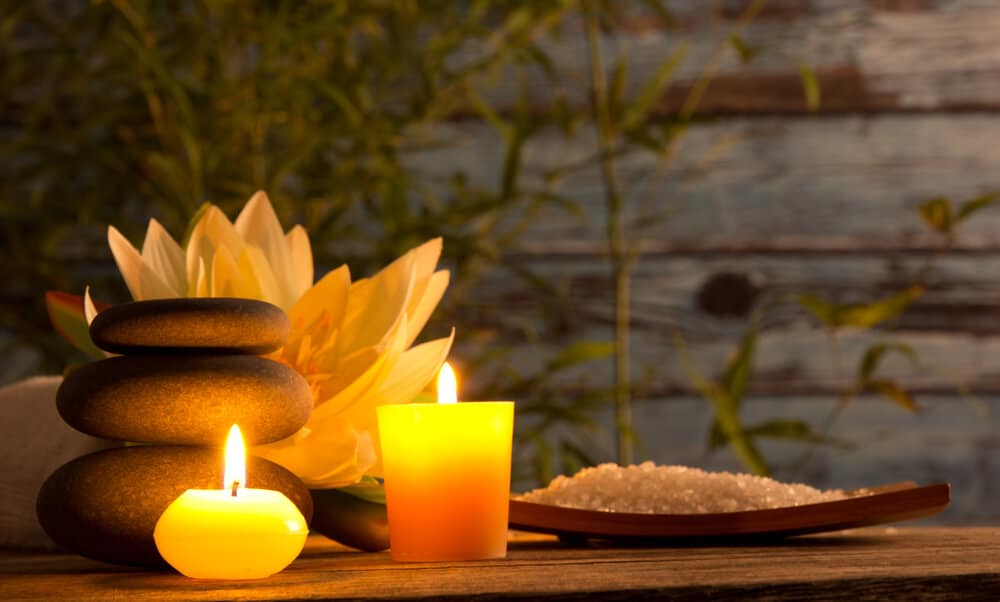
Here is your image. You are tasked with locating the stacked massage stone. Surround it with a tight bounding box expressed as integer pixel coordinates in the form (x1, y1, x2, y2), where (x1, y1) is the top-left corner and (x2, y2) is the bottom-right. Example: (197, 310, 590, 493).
(36, 298, 314, 568)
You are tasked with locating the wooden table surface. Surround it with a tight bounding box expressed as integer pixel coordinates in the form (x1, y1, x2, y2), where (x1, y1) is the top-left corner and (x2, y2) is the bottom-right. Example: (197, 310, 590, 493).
(2, 527, 998, 601)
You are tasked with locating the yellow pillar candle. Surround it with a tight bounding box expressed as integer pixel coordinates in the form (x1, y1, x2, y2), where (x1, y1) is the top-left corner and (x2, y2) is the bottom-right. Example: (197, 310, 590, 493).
(153, 425, 308, 579)
(377, 363, 514, 562)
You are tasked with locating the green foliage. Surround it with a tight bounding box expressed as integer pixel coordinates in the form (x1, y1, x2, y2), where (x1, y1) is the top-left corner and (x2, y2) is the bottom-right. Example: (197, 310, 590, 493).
(798, 286, 923, 329)
(677, 327, 770, 476)
(0, 0, 573, 372)
(918, 192, 1000, 236)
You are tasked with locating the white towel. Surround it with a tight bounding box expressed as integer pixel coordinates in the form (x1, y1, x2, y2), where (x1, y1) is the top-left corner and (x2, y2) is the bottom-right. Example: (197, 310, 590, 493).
(0, 376, 112, 549)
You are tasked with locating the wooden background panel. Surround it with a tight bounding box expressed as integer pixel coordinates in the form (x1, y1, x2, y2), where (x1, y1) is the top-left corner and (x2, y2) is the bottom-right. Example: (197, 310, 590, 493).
(480, 0, 1000, 114)
(461, 325, 997, 396)
(411, 115, 1000, 251)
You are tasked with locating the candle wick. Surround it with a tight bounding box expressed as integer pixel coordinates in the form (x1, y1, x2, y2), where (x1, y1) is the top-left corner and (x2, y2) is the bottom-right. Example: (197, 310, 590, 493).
(231, 481, 240, 497)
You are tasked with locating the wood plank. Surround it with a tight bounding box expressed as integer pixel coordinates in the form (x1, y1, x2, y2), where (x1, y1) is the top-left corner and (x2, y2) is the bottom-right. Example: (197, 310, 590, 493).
(468, 252, 1000, 333)
(409, 115, 1000, 251)
(480, 1, 1000, 114)
(1, 529, 998, 600)
(457, 319, 1000, 396)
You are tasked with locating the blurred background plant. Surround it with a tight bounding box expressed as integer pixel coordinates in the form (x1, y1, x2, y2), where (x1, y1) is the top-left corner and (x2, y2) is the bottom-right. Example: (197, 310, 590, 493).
(2, 1, 992, 492)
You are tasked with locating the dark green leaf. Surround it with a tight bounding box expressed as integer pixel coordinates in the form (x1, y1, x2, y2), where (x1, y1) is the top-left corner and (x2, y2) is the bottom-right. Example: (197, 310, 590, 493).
(706, 419, 727, 451)
(545, 341, 616, 373)
(335, 476, 386, 505)
(608, 55, 628, 124)
(797, 293, 838, 327)
(799, 287, 923, 329)
(917, 197, 954, 234)
(622, 42, 689, 130)
(797, 61, 820, 112)
(956, 192, 1000, 222)
(721, 325, 757, 404)
(867, 379, 920, 413)
(728, 34, 760, 63)
(743, 419, 853, 449)
(835, 286, 923, 328)
(858, 342, 918, 382)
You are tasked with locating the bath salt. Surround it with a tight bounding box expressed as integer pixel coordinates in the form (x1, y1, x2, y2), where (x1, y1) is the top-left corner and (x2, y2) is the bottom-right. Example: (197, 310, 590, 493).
(516, 462, 846, 513)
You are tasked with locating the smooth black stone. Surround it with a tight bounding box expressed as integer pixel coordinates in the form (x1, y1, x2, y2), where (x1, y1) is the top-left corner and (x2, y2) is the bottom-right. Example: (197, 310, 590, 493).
(89, 298, 290, 355)
(310, 489, 389, 552)
(58, 355, 312, 445)
(36, 445, 313, 568)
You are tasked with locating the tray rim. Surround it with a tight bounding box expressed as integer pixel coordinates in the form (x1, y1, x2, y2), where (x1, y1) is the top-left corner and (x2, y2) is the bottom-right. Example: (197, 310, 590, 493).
(508, 482, 951, 539)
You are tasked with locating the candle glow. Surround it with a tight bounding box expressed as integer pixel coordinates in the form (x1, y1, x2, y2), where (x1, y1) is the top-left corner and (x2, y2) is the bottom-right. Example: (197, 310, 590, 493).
(224, 424, 246, 492)
(153, 423, 307, 579)
(437, 362, 458, 404)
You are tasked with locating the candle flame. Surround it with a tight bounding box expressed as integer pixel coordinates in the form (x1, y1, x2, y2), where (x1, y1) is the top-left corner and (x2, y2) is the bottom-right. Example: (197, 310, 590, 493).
(224, 424, 246, 493)
(437, 362, 458, 404)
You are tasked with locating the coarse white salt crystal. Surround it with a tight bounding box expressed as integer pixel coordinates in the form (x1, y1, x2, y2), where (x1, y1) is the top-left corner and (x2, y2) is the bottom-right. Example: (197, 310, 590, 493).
(515, 462, 846, 513)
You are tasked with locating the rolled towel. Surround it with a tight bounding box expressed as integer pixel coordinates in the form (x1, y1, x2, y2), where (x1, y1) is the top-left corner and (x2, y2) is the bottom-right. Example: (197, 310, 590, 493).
(0, 376, 114, 549)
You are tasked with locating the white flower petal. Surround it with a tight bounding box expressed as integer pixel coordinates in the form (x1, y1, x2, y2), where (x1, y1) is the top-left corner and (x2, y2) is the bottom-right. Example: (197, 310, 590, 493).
(141, 219, 186, 297)
(83, 286, 98, 325)
(107, 226, 144, 300)
(235, 191, 296, 302)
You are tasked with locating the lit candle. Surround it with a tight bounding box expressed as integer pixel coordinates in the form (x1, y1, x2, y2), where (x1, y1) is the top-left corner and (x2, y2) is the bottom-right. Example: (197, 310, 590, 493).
(377, 362, 514, 561)
(153, 424, 308, 579)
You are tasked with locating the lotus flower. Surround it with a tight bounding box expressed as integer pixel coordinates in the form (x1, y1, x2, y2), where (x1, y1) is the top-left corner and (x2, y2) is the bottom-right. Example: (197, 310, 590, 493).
(107, 191, 312, 312)
(88, 191, 454, 488)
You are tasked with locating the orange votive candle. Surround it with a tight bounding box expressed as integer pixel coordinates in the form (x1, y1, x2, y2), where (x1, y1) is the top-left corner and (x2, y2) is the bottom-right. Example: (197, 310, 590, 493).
(377, 363, 514, 561)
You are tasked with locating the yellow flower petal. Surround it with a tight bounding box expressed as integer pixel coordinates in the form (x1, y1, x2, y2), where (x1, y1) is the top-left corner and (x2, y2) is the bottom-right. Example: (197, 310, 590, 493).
(403, 270, 449, 348)
(286, 225, 313, 300)
(288, 265, 350, 333)
(336, 258, 414, 355)
(255, 420, 375, 488)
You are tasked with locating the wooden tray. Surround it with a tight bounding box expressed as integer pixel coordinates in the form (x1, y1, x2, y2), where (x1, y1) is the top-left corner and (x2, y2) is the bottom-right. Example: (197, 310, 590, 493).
(508, 482, 950, 541)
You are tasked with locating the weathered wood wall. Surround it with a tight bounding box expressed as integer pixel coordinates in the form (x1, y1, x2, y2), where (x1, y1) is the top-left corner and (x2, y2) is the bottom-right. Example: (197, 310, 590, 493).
(433, 1, 1000, 521)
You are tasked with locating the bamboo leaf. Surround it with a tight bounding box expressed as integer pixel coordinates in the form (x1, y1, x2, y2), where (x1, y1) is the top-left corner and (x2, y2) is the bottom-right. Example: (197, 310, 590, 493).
(744, 419, 854, 449)
(622, 42, 688, 130)
(707, 419, 727, 451)
(608, 54, 627, 126)
(545, 341, 616, 373)
(858, 342, 918, 382)
(720, 325, 757, 403)
(955, 192, 1000, 222)
(799, 287, 923, 329)
(867, 379, 920, 413)
(835, 286, 923, 328)
(797, 61, 820, 112)
(728, 34, 760, 63)
(676, 334, 770, 475)
(797, 293, 838, 327)
(917, 197, 954, 234)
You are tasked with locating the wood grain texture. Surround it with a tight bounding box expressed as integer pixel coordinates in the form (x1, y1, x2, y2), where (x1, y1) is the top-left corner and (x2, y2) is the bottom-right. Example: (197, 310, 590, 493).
(409, 116, 1000, 251)
(1, 529, 997, 601)
(482, 1, 1000, 114)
